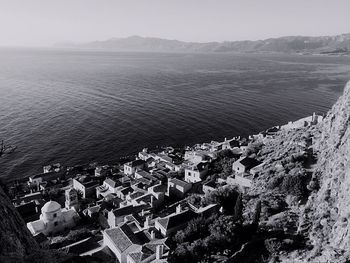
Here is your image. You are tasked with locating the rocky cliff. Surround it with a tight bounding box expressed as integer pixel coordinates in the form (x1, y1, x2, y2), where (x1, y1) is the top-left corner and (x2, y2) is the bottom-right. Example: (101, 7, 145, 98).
(0, 186, 39, 260)
(301, 81, 350, 261)
(267, 81, 350, 262)
(242, 81, 350, 262)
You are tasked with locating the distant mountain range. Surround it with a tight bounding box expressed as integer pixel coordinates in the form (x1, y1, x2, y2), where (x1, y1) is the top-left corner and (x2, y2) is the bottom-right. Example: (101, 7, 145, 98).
(56, 33, 350, 54)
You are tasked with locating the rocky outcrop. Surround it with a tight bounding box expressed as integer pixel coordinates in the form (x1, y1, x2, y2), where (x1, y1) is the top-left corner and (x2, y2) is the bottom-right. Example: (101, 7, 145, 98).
(244, 81, 350, 262)
(0, 186, 39, 259)
(301, 81, 350, 261)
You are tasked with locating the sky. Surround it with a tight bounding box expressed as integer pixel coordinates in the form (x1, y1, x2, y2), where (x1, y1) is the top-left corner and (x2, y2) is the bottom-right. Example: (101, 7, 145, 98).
(0, 0, 349, 47)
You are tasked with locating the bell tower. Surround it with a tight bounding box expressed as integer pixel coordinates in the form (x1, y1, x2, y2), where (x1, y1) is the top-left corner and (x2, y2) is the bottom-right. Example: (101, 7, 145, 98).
(65, 188, 79, 210)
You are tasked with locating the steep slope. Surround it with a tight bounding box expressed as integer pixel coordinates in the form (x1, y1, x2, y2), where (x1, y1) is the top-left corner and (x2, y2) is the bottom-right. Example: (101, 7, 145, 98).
(0, 186, 39, 259)
(301, 81, 350, 261)
(242, 81, 350, 262)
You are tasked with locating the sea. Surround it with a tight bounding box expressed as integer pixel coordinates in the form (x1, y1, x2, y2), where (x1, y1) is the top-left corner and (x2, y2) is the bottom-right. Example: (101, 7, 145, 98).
(1, 48, 350, 180)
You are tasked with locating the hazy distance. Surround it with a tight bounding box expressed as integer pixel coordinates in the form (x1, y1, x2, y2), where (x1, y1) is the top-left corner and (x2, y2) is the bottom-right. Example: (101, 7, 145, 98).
(0, 0, 349, 47)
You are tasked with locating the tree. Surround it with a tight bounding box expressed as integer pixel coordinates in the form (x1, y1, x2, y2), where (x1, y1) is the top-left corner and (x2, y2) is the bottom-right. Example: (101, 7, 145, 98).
(281, 173, 307, 199)
(173, 215, 215, 244)
(186, 194, 202, 208)
(202, 186, 239, 215)
(253, 200, 261, 226)
(216, 149, 235, 159)
(233, 193, 243, 223)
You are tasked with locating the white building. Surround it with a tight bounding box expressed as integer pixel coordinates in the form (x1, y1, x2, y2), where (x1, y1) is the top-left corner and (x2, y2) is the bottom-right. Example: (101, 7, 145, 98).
(184, 151, 211, 165)
(72, 178, 99, 198)
(227, 175, 253, 189)
(184, 162, 209, 183)
(232, 157, 261, 175)
(124, 160, 146, 176)
(65, 188, 79, 210)
(43, 163, 61, 173)
(27, 200, 79, 236)
(96, 178, 121, 198)
(167, 178, 192, 199)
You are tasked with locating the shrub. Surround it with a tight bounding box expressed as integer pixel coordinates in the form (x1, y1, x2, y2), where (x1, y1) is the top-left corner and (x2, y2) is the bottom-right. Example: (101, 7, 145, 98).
(281, 173, 307, 199)
(202, 186, 239, 215)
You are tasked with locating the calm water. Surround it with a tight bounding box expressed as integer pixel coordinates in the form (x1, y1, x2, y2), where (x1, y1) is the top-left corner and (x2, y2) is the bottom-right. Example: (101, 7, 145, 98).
(1, 48, 350, 180)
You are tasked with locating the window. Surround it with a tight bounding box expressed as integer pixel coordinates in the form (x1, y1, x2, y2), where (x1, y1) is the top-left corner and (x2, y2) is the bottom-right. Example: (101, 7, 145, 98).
(53, 213, 57, 218)
(54, 222, 58, 226)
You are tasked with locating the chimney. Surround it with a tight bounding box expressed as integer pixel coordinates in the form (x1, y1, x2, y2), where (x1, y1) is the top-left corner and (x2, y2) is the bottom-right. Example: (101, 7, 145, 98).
(150, 230, 155, 239)
(176, 204, 181, 214)
(141, 209, 145, 217)
(156, 245, 164, 260)
(144, 216, 150, 229)
(151, 195, 154, 207)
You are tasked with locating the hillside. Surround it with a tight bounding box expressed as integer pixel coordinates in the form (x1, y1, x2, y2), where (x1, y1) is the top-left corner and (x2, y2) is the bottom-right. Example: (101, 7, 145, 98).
(300, 80, 350, 261)
(0, 81, 349, 262)
(244, 81, 350, 262)
(57, 33, 350, 54)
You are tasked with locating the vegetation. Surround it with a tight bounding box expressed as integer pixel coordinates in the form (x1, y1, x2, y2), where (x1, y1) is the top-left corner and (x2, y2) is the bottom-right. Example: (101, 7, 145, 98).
(49, 228, 92, 249)
(208, 149, 237, 180)
(170, 186, 253, 262)
(202, 186, 239, 215)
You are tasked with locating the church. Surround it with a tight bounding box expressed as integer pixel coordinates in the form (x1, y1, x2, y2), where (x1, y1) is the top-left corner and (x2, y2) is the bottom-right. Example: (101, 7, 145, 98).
(27, 189, 79, 236)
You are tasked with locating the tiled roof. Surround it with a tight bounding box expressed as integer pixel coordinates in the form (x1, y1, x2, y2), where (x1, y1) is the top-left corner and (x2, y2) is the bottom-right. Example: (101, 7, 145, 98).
(239, 157, 261, 170)
(105, 178, 119, 188)
(16, 201, 36, 216)
(129, 190, 147, 199)
(157, 154, 173, 163)
(169, 178, 190, 188)
(27, 219, 45, 233)
(134, 193, 153, 204)
(157, 209, 196, 230)
(128, 160, 146, 167)
(105, 227, 134, 252)
(112, 204, 149, 217)
(129, 251, 143, 262)
(146, 157, 155, 163)
(87, 205, 100, 214)
(119, 186, 134, 195)
(125, 214, 143, 225)
(136, 170, 151, 177)
(229, 140, 240, 148)
(137, 177, 152, 185)
(112, 205, 136, 217)
(145, 238, 168, 251)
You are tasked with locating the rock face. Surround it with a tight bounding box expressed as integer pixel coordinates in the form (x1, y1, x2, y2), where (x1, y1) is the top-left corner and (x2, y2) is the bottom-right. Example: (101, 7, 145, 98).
(302, 81, 350, 260)
(0, 186, 39, 259)
(244, 81, 350, 262)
